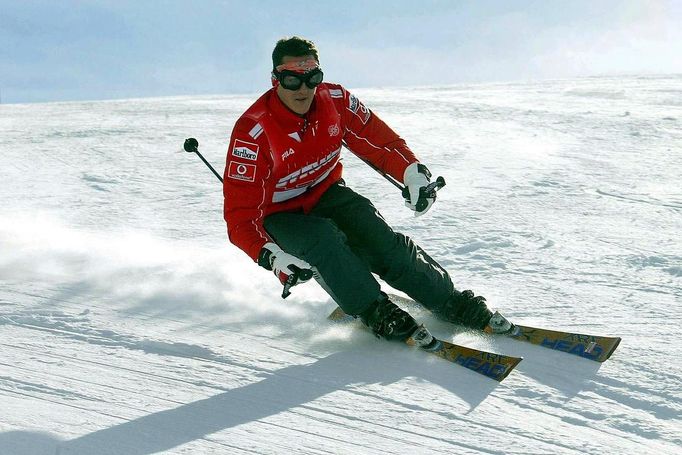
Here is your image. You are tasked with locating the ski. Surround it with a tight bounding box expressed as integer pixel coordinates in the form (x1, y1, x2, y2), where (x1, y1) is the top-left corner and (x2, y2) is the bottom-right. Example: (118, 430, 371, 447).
(328, 307, 522, 382)
(494, 323, 621, 363)
(330, 302, 621, 364)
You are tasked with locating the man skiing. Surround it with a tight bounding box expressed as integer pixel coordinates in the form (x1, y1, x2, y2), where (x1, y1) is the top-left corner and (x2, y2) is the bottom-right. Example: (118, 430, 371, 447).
(223, 36, 506, 341)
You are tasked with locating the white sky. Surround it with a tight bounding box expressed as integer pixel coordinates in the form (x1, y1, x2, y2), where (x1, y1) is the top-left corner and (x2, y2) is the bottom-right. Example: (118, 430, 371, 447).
(1, 0, 680, 103)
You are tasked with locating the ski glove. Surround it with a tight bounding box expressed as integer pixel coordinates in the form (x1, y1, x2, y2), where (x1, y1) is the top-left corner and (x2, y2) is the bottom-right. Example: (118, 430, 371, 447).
(403, 162, 435, 216)
(258, 242, 314, 298)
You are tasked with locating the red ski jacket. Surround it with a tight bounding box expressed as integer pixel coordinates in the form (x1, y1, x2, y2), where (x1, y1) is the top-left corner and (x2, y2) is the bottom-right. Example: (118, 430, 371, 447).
(223, 82, 417, 261)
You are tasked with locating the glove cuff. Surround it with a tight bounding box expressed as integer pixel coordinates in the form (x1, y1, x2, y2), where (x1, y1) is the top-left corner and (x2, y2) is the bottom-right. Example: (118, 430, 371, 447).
(403, 162, 432, 185)
(417, 163, 432, 179)
(258, 242, 279, 270)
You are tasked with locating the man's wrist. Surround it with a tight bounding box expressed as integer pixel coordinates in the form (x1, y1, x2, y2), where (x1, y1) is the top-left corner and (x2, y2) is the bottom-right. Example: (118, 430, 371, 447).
(258, 244, 275, 270)
(403, 162, 432, 186)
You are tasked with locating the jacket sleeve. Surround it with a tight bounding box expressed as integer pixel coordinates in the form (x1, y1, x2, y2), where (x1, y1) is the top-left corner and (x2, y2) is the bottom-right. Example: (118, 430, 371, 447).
(223, 117, 274, 261)
(339, 87, 418, 183)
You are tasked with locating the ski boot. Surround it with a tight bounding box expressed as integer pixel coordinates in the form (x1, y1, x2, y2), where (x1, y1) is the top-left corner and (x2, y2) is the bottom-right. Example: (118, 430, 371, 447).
(358, 293, 419, 342)
(433, 289, 492, 330)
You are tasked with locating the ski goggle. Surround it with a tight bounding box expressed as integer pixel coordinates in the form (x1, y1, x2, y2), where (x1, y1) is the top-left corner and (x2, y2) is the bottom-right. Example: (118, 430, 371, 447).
(273, 58, 324, 90)
(275, 69, 324, 90)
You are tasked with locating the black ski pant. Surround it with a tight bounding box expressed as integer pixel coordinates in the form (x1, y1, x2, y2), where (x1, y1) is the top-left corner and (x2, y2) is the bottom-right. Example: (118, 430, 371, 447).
(263, 181, 455, 315)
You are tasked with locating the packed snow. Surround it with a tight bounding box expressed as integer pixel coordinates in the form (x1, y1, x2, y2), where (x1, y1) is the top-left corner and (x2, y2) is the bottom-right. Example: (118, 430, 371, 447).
(1, 75, 681, 454)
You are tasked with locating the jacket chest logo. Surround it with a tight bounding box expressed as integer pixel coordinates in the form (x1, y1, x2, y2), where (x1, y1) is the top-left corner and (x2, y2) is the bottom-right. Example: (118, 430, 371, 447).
(281, 148, 295, 160)
(276, 147, 341, 187)
(328, 123, 340, 137)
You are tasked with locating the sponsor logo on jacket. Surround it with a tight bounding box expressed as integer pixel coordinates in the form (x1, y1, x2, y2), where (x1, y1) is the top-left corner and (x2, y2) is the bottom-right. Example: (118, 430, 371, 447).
(227, 162, 256, 182)
(282, 148, 295, 160)
(232, 139, 259, 161)
(348, 94, 370, 124)
(359, 104, 371, 124)
(348, 94, 359, 113)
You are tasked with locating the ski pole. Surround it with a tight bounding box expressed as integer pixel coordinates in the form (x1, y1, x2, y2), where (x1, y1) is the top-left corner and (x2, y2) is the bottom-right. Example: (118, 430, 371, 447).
(354, 154, 405, 191)
(355, 155, 446, 210)
(184, 137, 315, 299)
(185, 136, 445, 207)
(183, 137, 223, 183)
(183, 137, 443, 294)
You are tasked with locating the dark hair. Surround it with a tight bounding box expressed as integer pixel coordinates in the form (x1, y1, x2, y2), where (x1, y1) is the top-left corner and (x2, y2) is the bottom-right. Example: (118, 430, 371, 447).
(272, 36, 319, 70)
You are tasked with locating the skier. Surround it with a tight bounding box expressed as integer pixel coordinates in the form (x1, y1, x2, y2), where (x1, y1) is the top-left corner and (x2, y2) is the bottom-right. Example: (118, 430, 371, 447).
(223, 36, 507, 342)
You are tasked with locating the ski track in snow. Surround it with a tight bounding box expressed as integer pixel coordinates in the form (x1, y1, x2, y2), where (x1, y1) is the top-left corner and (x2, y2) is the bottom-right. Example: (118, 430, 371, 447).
(1, 75, 681, 454)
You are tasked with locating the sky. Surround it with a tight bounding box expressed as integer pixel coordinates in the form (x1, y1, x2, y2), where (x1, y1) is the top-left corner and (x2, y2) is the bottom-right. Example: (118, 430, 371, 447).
(1, 0, 681, 104)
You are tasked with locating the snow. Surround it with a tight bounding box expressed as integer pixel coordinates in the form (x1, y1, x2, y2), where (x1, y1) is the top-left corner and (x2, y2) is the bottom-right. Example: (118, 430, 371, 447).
(1, 75, 681, 454)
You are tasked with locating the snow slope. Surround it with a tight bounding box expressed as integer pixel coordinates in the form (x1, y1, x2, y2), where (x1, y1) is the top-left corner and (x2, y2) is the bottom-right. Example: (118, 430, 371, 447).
(1, 75, 681, 454)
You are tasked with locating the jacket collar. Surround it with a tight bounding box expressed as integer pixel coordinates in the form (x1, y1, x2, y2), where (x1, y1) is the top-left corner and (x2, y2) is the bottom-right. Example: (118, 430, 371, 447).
(267, 87, 318, 130)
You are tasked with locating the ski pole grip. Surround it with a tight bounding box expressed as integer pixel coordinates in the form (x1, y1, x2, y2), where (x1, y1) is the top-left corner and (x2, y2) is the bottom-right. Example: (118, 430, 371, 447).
(402, 176, 446, 200)
(428, 176, 446, 194)
(184, 137, 199, 153)
(281, 265, 314, 299)
(415, 176, 446, 211)
(403, 176, 446, 211)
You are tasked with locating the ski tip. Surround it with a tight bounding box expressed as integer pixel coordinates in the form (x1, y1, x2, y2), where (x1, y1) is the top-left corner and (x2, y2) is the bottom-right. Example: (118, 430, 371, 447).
(328, 306, 351, 322)
(496, 356, 523, 382)
(597, 337, 622, 362)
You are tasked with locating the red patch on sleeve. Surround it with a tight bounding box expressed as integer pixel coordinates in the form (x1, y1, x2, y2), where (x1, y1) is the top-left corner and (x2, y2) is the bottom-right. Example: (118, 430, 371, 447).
(227, 162, 257, 182)
(232, 139, 259, 161)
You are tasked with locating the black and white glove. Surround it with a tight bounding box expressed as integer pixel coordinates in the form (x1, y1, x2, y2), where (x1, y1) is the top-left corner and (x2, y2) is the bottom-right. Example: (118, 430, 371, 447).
(403, 162, 436, 216)
(258, 242, 313, 298)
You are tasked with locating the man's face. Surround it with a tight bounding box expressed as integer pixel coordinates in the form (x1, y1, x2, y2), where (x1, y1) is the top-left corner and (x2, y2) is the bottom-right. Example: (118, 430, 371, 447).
(275, 55, 318, 116)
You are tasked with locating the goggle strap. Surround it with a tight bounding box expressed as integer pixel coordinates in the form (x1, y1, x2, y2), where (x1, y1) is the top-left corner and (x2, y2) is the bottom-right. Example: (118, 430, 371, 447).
(275, 58, 319, 73)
